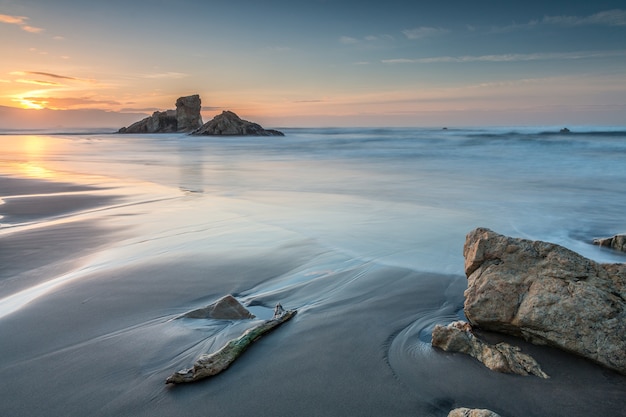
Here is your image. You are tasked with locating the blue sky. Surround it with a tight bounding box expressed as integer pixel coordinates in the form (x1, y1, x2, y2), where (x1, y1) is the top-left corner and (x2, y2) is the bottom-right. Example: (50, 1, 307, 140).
(1, 0, 625, 127)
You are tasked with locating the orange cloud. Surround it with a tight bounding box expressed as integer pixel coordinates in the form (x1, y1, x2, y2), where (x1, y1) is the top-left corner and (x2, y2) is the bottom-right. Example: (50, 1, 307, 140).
(12, 71, 96, 84)
(0, 14, 26, 24)
(21, 25, 44, 33)
(16, 79, 62, 86)
(0, 13, 44, 33)
(24, 71, 80, 81)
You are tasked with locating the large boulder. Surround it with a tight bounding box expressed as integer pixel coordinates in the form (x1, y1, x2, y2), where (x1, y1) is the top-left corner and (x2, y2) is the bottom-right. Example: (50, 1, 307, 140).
(463, 227, 626, 374)
(432, 321, 548, 378)
(119, 94, 202, 133)
(192, 110, 284, 136)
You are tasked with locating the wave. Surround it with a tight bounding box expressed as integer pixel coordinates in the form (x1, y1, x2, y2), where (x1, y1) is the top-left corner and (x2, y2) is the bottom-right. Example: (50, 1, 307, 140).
(466, 129, 626, 139)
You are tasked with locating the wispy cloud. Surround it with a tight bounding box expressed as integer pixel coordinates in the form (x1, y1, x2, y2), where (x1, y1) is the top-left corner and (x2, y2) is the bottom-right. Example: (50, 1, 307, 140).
(260, 46, 291, 53)
(16, 79, 61, 86)
(492, 9, 626, 32)
(18, 71, 79, 81)
(0, 14, 26, 24)
(544, 9, 626, 26)
(339, 36, 359, 45)
(142, 72, 189, 79)
(402, 26, 448, 40)
(10, 71, 95, 85)
(21, 25, 44, 33)
(293, 99, 325, 103)
(382, 50, 626, 64)
(0, 13, 44, 33)
(340, 34, 394, 45)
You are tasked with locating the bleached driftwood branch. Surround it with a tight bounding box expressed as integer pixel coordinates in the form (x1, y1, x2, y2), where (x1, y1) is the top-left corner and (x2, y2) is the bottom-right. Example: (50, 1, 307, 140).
(166, 304, 296, 384)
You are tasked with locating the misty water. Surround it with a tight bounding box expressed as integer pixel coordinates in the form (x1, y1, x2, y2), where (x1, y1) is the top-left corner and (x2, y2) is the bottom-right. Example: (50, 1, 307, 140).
(1, 128, 625, 416)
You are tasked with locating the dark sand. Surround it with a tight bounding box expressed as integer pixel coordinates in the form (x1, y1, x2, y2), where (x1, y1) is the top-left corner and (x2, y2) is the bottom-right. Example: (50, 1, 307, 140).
(1, 177, 625, 417)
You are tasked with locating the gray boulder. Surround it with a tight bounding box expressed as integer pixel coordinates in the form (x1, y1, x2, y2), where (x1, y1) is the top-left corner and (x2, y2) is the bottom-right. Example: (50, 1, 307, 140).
(463, 227, 626, 374)
(119, 94, 202, 133)
(192, 110, 284, 136)
(182, 294, 255, 320)
(593, 234, 626, 253)
(432, 321, 548, 378)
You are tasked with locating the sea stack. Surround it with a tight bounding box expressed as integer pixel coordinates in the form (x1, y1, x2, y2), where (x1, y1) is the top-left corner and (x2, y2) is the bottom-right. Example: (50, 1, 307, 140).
(118, 94, 203, 133)
(175, 95, 203, 132)
(192, 111, 284, 136)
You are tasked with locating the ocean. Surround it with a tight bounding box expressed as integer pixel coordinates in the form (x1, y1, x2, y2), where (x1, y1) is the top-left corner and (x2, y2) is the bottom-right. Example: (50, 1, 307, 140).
(1, 128, 625, 416)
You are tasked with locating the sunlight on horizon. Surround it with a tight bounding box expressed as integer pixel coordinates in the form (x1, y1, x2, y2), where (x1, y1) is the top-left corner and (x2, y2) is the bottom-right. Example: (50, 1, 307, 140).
(14, 98, 45, 110)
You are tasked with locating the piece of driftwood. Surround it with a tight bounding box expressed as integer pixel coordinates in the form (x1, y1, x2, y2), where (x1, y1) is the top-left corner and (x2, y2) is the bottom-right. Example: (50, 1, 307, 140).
(166, 304, 296, 384)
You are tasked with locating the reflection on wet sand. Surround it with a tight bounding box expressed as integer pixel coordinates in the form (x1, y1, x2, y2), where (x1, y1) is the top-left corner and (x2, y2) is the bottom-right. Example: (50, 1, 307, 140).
(178, 139, 204, 194)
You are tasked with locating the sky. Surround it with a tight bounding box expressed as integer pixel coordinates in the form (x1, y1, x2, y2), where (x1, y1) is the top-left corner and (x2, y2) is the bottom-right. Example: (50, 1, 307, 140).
(1, 0, 625, 128)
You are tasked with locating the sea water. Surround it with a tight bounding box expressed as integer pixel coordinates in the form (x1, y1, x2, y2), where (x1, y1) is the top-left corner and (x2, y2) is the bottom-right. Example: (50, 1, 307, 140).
(3, 127, 625, 269)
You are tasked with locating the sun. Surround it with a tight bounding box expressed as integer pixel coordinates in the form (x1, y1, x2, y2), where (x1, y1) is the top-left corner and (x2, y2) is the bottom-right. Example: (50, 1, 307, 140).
(17, 98, 45, 110)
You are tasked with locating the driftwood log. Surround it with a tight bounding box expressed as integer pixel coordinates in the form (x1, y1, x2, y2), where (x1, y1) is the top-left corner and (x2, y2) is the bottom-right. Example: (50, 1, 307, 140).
(166, 304, 296, 384)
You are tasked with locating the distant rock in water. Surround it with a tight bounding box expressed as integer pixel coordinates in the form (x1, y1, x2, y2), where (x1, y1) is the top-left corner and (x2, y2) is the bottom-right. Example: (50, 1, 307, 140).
(118, 94, 203, 133)
(593, 234, 626, 253)
(463, 227, 626, 375)
(192, 110, 284, 136)
(175, 95, 203, 132)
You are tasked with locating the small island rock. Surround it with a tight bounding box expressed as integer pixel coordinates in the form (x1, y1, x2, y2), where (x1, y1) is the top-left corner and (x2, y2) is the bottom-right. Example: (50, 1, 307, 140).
(463, 227, 626, 375)
(593, 234, 626, 253)
(192, 110, 284, 136)
(119, 94, 202, 133)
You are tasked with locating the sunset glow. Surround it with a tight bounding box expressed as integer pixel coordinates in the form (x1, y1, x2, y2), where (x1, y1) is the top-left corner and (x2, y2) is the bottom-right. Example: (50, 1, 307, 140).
(15, 97, 45, 110)
(0, 1, 625, 128)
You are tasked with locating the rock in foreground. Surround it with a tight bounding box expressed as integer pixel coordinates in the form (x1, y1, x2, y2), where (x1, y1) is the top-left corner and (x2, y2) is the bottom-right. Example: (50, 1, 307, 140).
(192, 111, 284, 136)
(463, 227, 626, 375)
(119, 94, 202, 133)
(432, 321, 548, 378)
(182, 294, 255, 320)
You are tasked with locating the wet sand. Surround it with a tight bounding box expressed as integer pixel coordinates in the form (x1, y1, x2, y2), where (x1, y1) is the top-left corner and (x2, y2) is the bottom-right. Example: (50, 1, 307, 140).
(1, 175, 624, 417)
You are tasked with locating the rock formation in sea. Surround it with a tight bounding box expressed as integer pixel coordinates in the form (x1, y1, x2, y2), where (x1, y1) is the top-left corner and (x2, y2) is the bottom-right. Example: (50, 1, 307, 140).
(181, 294, 255, 320)
(463, 227, 626, 375)
(432, 321, 548, 378)
(448, 408, 502, 417)
(118, 94, 202, 133)
(192, 110, 284, 136)
(593, 234, 626, 253)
